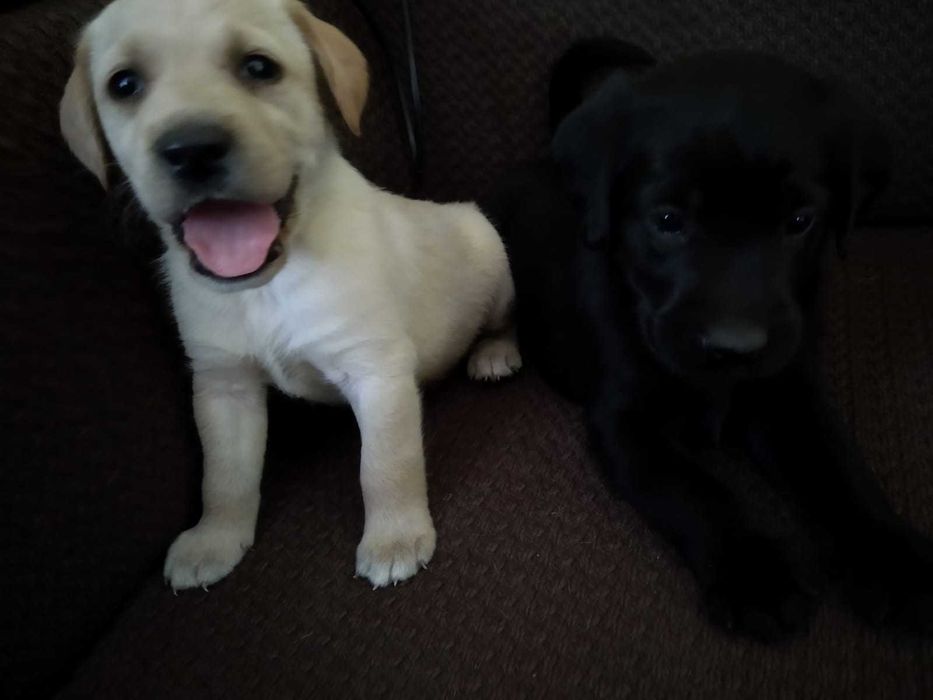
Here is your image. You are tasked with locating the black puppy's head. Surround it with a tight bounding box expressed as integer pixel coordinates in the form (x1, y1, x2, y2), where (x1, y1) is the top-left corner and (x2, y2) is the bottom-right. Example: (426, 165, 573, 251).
(553, 49, 890, 383)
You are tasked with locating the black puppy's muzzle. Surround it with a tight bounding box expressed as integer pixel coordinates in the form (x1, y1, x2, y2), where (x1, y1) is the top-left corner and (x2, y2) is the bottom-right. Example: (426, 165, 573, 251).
(699, 320, 769, 367)
(155, 122, 233, 187)
(648, 305, 801, 382)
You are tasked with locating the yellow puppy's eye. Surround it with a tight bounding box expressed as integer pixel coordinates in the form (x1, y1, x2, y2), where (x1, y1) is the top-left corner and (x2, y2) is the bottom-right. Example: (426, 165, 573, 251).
(241, 54, 282, 83)
(108, 69, 144, 99)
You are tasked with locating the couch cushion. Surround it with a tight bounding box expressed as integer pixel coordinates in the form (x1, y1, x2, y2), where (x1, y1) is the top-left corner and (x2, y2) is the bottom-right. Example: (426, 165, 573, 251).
(61, 229, 933, 698)
(370, 0, 932, 222)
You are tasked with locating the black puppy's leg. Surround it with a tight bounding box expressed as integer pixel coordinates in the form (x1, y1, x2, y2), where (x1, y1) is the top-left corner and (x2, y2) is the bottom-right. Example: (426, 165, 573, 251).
(739, 368, 933, 635)
(590, 393, 814, 642)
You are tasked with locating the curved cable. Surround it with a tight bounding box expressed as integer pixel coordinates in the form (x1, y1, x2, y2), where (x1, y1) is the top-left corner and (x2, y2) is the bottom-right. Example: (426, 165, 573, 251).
(351, 0, 424, 193)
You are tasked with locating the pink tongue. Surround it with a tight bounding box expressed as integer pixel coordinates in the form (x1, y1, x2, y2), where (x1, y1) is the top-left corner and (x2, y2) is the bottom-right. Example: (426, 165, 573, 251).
(182, 200, 280, 278)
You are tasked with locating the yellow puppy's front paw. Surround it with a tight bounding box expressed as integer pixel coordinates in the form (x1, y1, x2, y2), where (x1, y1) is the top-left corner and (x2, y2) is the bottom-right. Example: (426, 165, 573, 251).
(163, 522, 253, 591)
(355, 512, 436, 588)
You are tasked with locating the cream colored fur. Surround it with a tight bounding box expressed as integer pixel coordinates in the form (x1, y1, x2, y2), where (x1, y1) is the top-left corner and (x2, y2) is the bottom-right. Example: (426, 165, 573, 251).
(60, 0, 520, 589)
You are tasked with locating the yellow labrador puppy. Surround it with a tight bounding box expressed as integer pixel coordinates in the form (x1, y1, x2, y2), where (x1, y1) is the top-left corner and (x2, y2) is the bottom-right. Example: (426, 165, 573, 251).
(60, 0, 521, 589)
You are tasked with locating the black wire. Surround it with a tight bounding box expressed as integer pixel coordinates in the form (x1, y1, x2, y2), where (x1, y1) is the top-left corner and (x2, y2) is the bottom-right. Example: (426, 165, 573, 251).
(400, 0, 424, 189)
(351, 0, 424, 194)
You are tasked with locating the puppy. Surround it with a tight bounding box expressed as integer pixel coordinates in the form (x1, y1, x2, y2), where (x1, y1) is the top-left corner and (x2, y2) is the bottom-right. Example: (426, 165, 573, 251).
(60, 0, 521, 590)
(487, 40, 933, 641)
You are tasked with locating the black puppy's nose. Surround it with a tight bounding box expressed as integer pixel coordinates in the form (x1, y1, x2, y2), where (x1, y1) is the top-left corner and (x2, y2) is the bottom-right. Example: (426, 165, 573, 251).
(701, 321, 768, 361)
(155, 122, 232, 184)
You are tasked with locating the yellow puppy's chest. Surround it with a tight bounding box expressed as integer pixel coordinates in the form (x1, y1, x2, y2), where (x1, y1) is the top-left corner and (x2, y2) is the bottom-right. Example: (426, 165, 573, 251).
(259, 351, 344, 404)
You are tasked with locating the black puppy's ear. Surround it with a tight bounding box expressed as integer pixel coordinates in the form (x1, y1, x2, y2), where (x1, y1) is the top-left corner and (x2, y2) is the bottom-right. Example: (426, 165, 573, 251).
(551, 73, 635, 247)
(549, 38, 654, 130)
(823, 88, 892, 259)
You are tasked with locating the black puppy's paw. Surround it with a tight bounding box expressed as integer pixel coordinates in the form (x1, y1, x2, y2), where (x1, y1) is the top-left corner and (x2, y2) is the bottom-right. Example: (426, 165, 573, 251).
(838, 529, 933, 636)
(702, 535, 815, 643)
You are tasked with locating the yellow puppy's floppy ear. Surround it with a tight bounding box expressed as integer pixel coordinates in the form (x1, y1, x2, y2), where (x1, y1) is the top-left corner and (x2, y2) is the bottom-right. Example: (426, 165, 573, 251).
(60, 36, 107, 188)
(289, 1, 369, 136)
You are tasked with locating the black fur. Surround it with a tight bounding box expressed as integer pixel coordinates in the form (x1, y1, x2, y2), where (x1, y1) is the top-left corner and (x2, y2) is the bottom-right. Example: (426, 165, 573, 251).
(484, 40, 933, 642)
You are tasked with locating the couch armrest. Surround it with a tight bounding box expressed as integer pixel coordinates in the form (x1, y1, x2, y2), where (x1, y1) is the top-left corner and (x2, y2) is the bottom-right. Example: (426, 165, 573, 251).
(0, 2, 201, 697)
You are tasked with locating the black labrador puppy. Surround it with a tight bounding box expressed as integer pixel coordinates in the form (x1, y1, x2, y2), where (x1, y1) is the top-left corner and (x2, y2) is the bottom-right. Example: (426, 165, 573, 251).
(485, 40, 933, 642)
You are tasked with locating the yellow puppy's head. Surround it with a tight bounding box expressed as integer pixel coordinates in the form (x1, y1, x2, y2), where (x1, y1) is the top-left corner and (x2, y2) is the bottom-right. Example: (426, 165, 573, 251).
(61, 0, 368, 283)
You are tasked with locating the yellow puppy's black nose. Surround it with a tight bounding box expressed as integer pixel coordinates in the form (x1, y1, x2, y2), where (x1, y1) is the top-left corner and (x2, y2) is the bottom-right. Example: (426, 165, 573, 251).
(155, 122, 232, 185)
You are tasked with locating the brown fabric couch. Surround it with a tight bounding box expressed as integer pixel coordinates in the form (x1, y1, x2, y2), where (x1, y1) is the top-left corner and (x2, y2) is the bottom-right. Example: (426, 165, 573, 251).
(2, 1, 931, 697)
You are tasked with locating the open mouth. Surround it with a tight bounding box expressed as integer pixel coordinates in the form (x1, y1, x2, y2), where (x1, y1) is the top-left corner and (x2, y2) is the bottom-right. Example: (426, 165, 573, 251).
(172, 178, 297, 282)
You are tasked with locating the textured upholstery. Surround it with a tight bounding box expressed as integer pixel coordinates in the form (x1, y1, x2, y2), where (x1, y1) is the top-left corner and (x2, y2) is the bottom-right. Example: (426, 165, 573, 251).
(1, 1, 931, 698)
(56, 229, 933, 700)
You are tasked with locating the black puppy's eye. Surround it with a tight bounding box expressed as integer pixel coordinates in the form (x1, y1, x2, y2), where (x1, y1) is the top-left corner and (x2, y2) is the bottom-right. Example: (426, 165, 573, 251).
(241, 54, 282, 82)
(786, 207, 817, 237)
(650, 207, 686, 237)
(107, 69, 144, 99)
